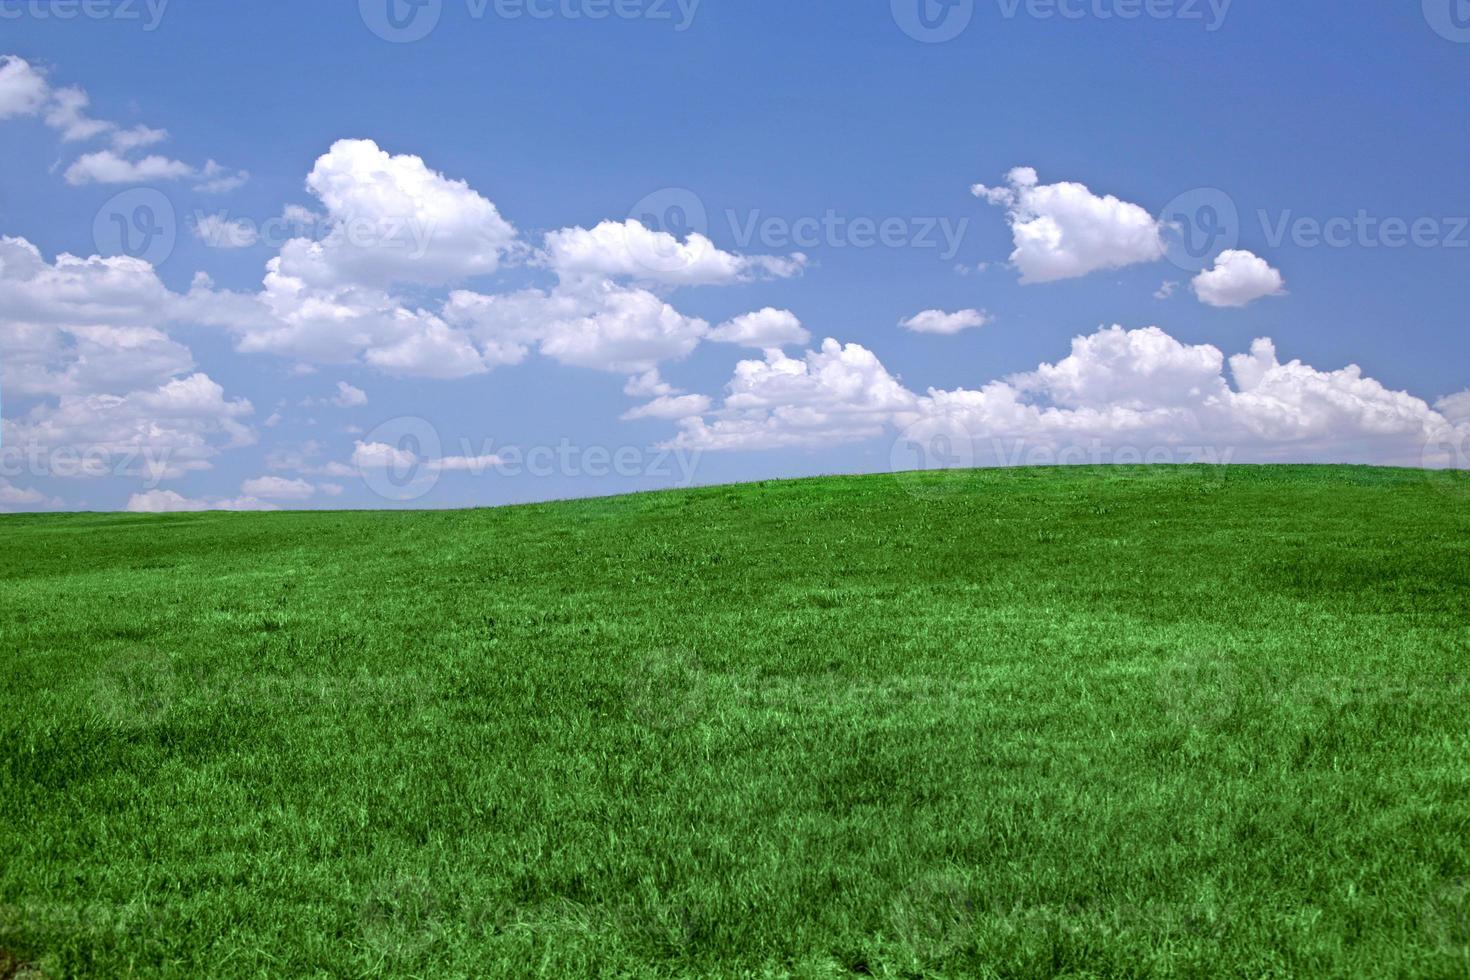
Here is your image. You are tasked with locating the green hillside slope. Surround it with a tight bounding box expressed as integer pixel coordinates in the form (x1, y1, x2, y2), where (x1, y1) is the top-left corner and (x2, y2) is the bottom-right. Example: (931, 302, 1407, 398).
(2, 466, 1468, 978)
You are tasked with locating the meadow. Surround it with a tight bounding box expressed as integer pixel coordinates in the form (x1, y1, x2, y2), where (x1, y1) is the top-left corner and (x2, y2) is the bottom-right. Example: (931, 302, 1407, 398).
(2, 465, 1468, 978)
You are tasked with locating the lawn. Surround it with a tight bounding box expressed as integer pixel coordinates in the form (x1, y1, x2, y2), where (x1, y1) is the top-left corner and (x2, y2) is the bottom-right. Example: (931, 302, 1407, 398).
(2, 465, 1468, 978)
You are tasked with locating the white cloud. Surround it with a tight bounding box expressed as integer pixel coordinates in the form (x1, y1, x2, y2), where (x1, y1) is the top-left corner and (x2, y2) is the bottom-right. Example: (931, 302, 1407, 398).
(64, 150, 195, 185)
(331, 381, 368, 407)
(708, 308, 810, 348)
(1437, 391, 1470, 425)
(622, 393, 712, 421)
(624, 369, 676, 399)
(111, 124, 169, 152)
(0, 238, 257, 482)
(542, 219, 805, 287)
(1192, 249, 1286, 308)
(0, 479, 48, 506)
(663, 324, 1467, 468)
(972, 166, 1166, 283)
(4, 373, 255, 481)
(194, 214, 259, 249)
(294, 138, 517, 287)
(126, 490, 278, 513)
(1155, 281, 1179, 300)
(432, 454, 504, 472)
(352, 440, 417, 469)
(899, 308, 991, 335)
(44, 85, 112, 141)
(241, 476, 316, 500)
(0, 236, 206, 399)
(0, 55, 246, 192)
(668, 340, 918, 450)
(0, 55, 48, 119)
(194, 160, 250, 194)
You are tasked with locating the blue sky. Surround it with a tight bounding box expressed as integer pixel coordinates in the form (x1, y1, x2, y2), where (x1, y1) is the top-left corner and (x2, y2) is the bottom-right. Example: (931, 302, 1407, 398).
(1, 0, 1468, 511)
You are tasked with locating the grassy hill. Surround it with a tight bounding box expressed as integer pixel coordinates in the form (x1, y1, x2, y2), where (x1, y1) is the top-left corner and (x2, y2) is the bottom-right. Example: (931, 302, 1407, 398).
(2, 465, 1468, 978)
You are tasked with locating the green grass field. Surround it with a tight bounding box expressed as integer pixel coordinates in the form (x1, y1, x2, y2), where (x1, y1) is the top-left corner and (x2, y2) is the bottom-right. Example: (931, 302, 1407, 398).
(2, 465, 1468, 978)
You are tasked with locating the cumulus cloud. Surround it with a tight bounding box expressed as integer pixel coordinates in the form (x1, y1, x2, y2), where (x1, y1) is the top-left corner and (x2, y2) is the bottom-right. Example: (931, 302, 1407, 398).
(664, 324, 1468, 468)
(330, 381, 368, 407)
(1437, 391, 1470, 425)
(352, 440, 417, 470)
(294, 138, 517, 287)
(1, 56, 245, 190)
(0, 235, 257, 497)
(240, 476, 317, 500)
(622, 393, 713, 421)
(972, 166, 1166, 283)
(441, 280, 714, 376)
(668, 340, 918, 450)
(194, 160, 251, 194)
(126, 490, 278, 513)
(5, 373, 255, 482)
(1192, 249, 1286, 308)
(175, 140, 800, 381)
(708, 308, 810, 348)
(0, 479, 49, 506)
(194, 214, 260, 249)
(0, 55, 48, 119)
(542, 219, 805, 287)
(899, 308, 991, 335)
(0, 236, 195, 398)
(62, 149, 194, 185)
